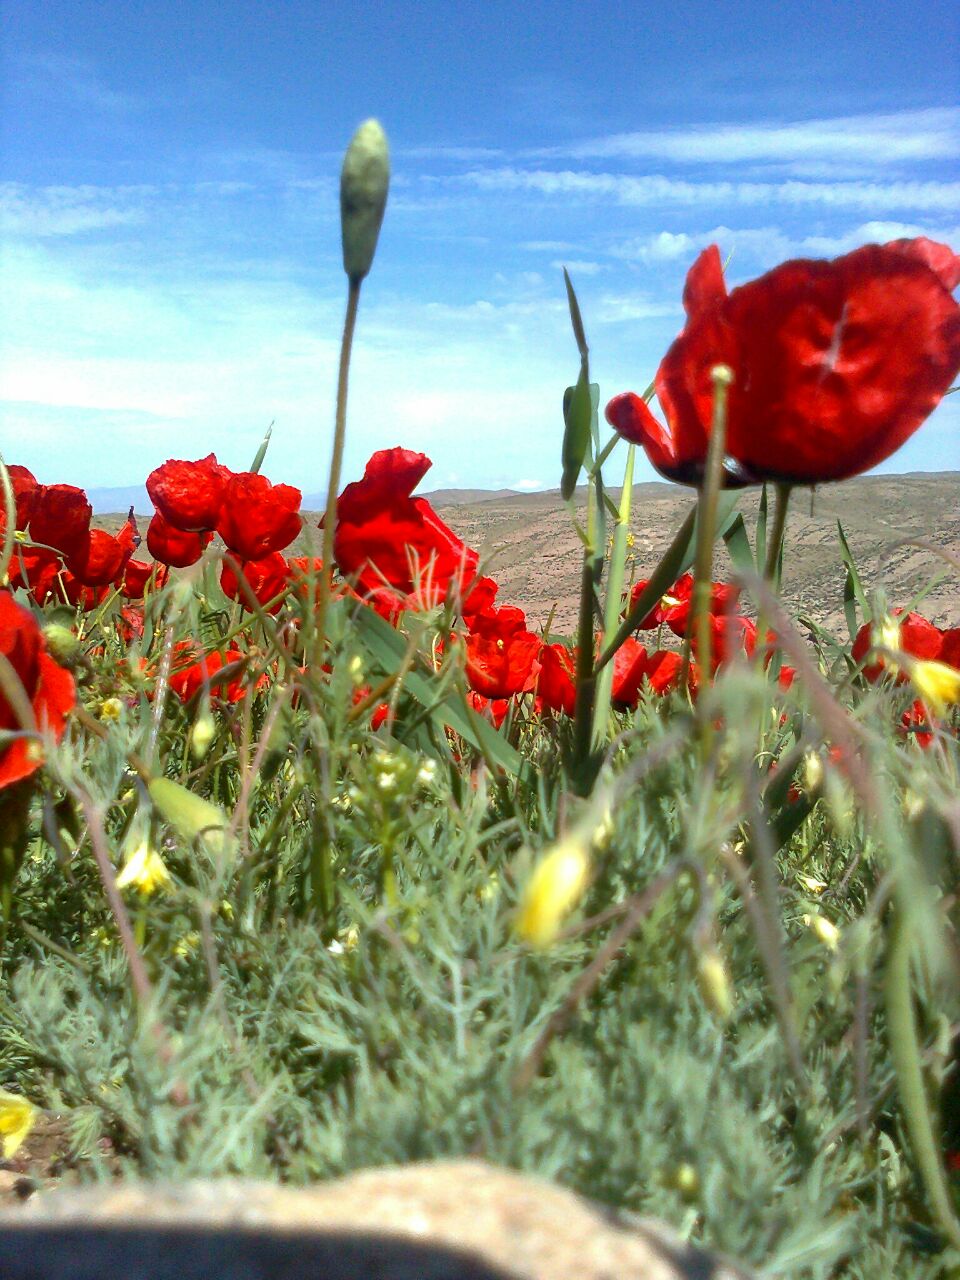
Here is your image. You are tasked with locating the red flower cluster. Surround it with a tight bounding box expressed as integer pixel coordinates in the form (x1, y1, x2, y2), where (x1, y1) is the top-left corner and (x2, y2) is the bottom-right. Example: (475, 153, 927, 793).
(607, 236, 960, 486)
(851, 609, 955, 683)
(0, 590, 76, 789)
(145, 454, 303, 606)
(4, 465, 157, 608)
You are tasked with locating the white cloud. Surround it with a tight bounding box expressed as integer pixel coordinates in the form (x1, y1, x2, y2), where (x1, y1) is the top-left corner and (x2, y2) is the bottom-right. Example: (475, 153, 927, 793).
(0, 183, 153, 237)
(511, 478, 545, 491)
(540, 107, 960, 166)
(552, 259, 607, 275)
(458, 168, 960, 212)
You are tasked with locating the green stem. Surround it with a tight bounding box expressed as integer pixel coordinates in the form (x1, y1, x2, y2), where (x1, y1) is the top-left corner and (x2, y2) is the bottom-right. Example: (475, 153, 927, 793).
(570, 481, 599, 795)
(763, 481, 792, 586)
(683, 365, 733, 690)
(316, 276, 362, 659)
(884, 907, 960, 1250)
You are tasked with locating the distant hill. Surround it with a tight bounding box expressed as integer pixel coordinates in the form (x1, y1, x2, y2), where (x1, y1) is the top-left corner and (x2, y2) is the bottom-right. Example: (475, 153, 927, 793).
(88, 472, 960, 637)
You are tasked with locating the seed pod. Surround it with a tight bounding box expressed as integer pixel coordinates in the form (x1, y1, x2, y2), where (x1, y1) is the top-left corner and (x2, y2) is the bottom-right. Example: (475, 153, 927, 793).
(340, 119, 390, 284)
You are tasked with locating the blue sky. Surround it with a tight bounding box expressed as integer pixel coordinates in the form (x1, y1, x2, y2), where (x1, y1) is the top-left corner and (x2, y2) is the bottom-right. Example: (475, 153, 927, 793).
(2, 0, 958, 500)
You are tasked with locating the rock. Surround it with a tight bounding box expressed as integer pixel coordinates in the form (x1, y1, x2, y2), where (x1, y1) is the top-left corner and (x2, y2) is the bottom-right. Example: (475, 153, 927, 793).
(0, 1159, 750, 1279)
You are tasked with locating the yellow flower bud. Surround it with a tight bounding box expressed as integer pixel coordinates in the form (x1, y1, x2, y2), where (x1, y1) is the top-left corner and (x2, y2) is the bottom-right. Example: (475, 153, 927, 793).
(340, 119, 390, 284)
(697, 947, 734, 1022)
(909, 659, 960, 716)
(802, 750, 824, 793)
(99, 697, 124, 722)
(190, 709, 216, 760)
(803, 912, 840, 951)
(0, 1088, 38, 1159)
(515, 839, 590, 948)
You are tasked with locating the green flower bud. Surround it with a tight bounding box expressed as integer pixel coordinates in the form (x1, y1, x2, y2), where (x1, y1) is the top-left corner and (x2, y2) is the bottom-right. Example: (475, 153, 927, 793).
(340, 119, 390, 284)
(42, 623, 82, 666)
(148, 778, 231, 859)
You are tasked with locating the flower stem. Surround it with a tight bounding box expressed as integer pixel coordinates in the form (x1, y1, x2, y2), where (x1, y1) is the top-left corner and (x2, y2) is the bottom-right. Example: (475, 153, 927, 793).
(570, 479, 600, 795)
(316, 276, 362, 658)
(884, 906, 960, 1249)
(682, 365, 733, 689)
(763, 481, 792, 586)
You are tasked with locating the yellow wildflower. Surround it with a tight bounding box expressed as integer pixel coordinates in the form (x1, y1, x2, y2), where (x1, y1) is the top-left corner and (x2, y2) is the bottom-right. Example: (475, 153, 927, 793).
(0, 1088, 38, 1160)
(116, 842, 173, 896)
(515, 838, 590, 948)
(797, 872, 827, 895)
(99, 697, 123, 722)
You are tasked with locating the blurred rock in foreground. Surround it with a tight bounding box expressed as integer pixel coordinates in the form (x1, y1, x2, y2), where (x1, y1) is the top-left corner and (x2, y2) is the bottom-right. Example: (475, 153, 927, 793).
(0, 1159, 751, 1280)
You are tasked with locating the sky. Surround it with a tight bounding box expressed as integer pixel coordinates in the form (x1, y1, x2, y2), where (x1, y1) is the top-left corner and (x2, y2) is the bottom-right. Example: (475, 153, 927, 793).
(2, 0, 959, 501)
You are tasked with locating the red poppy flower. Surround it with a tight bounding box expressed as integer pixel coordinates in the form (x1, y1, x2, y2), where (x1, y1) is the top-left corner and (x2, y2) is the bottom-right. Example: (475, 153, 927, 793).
(118, 558, 169, 599)
(607, 237, 960, 485)
(67, 522, 136, 587)
(535, 643, 577, 716)
(467, 690, 511, 728)
(332, 448, 479, 605)
(146, 513, 213, 568)
(626, 573, 740, 635)
(146, 454, 229, 531)
(221, 552, 289, 613)
(852, 610, 943, 683)
(166, 642, 249, 704)
(28, 484, 93, 558)
(464, 607, 541, 699)
(644, 649, 694, 696)
(940, 628, 960, 671)
(7, 546, 64, 606)
(461, 575, 499, 624)
(611, 637, 648, 709)
(0, 465, 40, 536)
(0, 589, 76, 789)
(217, 472, 302, 561)
(901, 699, 938, 749)
(59, 571, 111, 611)
(693, 614, 761, 673)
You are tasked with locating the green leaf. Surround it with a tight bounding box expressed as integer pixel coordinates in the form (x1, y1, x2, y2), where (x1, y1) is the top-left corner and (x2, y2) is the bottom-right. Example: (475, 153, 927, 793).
(249, 422, 274, 474)
(836, 521, 867, 640)
(563, 267, 589, 361)
(352, 604, 526, 778)
(721, 513, 755, 574)
(596, 489, 740, 671)
(561, 368, 592, 500)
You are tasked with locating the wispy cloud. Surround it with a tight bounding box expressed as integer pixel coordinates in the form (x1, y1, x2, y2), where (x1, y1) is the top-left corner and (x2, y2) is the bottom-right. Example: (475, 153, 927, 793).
(537, 108, 960, 166)
(456, 168, 960, 212)
(0, 183, 154, 237)
(14, 51, 140, 114)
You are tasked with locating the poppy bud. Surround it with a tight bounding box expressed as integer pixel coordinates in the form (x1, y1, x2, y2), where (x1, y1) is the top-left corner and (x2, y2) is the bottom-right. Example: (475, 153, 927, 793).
(340, 119, 390, 284)
(42, 622, 82, 667)
(148, 777, 231, 858)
